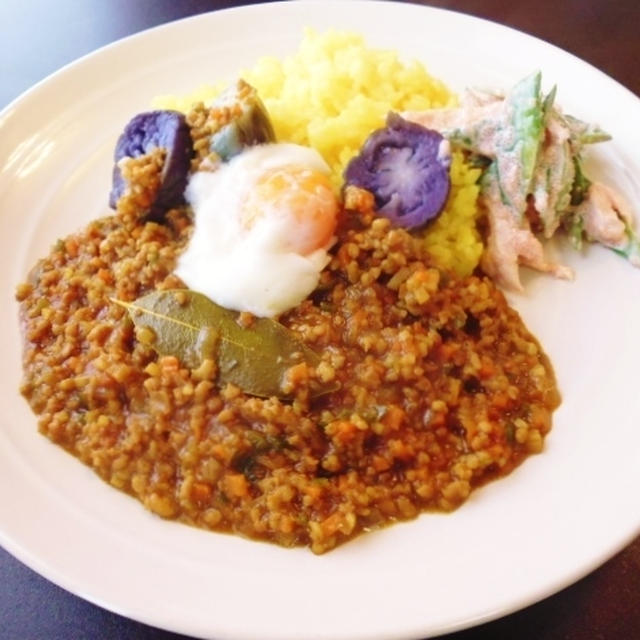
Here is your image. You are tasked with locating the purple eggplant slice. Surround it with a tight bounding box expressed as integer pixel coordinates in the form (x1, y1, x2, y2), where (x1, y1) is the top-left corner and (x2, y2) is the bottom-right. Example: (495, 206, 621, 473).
(109, 110, 192, 219)
(344, 112, 451, 229)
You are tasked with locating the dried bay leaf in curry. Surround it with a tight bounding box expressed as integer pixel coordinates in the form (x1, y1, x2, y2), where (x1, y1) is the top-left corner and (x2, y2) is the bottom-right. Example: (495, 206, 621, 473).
(113, 289, 337, 399)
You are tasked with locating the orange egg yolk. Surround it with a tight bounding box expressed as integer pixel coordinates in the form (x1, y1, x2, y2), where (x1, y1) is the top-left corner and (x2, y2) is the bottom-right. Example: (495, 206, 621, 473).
(242, 165, 338, 255)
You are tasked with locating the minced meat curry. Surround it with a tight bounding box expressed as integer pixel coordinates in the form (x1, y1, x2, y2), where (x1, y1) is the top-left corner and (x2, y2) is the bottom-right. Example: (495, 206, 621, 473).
(16, 188, 560, 553)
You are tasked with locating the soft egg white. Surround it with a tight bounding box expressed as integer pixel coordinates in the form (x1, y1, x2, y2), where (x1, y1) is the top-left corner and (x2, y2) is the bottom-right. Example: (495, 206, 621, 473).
(175, 143, 338, 317)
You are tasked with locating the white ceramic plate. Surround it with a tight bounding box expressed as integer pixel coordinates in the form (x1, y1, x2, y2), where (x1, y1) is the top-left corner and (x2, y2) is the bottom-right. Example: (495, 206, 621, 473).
(1, 2, 639, 639)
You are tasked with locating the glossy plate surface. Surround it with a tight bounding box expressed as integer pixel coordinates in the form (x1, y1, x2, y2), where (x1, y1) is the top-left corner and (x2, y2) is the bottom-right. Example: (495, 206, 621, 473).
(1, 2, 639, 639)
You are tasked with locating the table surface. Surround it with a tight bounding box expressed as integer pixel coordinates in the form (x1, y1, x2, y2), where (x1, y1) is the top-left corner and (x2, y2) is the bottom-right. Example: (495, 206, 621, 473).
(1, 1, 639, 639)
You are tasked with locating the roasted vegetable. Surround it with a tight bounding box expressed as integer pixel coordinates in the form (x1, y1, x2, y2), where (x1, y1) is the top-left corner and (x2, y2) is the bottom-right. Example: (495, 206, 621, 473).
(344, 112, 451, 229)
(208, 79, 276, 162)
(109, 110, 192, 219)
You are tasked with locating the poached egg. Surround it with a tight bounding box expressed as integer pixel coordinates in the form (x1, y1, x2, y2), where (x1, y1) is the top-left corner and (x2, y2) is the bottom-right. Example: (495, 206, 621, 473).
(175, 143, 339, 317)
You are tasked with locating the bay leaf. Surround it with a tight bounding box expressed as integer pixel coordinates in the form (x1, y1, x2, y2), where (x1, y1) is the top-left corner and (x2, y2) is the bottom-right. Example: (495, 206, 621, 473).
(112, 289, 337, 399)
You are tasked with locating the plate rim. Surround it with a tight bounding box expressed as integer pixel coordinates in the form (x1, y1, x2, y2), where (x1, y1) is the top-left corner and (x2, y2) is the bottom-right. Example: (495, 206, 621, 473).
(2, 2, 640, 640)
